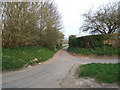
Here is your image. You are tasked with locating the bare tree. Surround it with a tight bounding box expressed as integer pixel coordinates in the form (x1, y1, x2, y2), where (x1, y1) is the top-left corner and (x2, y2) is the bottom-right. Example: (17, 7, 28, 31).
(80, 1, 119, 34)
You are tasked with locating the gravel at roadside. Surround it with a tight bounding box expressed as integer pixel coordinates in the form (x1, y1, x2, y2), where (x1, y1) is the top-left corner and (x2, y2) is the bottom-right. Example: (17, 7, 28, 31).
(60, 64, 118, 88)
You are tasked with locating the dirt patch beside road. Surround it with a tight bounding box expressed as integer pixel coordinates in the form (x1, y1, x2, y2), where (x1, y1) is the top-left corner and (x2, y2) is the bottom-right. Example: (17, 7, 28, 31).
(60, 64, 118, 88)
(69, 52, 118, 60)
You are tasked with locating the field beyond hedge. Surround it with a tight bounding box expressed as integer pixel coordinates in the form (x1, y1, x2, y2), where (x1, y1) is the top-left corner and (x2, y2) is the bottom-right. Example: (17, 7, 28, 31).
(2, 46, 58, 71)
(67, 46, 119, 55)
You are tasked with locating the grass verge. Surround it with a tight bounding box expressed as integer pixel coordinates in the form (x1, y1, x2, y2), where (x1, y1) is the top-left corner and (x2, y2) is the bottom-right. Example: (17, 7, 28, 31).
(2, 46, 58, 71)
(61, 44, 69, 49)
(77, 63, 119, 83)
(67, 46, 119, 55)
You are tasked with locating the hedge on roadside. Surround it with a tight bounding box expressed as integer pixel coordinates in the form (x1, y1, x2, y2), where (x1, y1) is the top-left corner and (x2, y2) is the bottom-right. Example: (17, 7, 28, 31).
(69, 34, 112, 48)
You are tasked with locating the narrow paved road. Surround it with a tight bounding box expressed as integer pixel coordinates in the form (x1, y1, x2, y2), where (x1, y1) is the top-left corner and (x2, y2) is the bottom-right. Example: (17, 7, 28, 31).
(2, 48, 118, 88)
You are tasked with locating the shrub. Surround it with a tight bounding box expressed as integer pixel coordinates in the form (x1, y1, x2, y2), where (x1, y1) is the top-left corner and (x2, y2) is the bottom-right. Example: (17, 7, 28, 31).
(69, 34, 112, 48)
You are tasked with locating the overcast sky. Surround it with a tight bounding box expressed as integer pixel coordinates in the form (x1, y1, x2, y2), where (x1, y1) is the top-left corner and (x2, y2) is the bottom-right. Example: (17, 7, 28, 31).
(54, 0, 118, 38)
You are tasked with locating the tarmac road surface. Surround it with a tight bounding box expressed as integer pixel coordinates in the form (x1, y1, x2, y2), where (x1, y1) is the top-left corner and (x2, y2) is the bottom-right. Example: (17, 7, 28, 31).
(2, 47, 118, 88)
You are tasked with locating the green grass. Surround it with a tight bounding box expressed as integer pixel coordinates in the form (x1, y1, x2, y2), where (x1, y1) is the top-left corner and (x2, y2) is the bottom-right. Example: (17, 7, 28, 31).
(2, 46, 58, 71)
(77, 63, 120, 83)
(61, 44, 69, 49)
(67, 46, 119, 55)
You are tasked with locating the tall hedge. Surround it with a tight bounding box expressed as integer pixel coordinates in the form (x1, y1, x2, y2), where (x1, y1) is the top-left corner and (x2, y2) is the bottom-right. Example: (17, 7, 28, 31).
(69, 34, 112, 48)
(69, 35, 77, 47)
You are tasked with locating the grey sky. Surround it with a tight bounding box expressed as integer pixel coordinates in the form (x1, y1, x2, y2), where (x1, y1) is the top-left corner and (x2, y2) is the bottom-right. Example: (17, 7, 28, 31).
(54, 0, 118, 38)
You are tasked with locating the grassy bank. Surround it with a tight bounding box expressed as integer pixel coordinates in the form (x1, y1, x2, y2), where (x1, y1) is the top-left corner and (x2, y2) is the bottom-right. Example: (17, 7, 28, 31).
(67, 46, 119, 55)
(77, 63, 119, 83)
(2, 46, 58, 71)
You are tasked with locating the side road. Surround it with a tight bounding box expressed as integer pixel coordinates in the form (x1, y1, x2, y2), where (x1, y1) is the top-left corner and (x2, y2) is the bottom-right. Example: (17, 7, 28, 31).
(2, 47, 118, 88)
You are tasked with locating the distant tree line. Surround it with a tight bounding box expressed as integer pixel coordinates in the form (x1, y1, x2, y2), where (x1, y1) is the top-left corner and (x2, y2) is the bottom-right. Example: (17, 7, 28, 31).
(80, 1, 119, 34)
(2, 1, 64, 50)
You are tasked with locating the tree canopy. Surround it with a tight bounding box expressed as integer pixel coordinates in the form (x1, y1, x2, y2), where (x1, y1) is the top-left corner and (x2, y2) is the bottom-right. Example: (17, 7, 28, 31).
(80, 1, 119, 34)
(2, 1, 64, 49)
